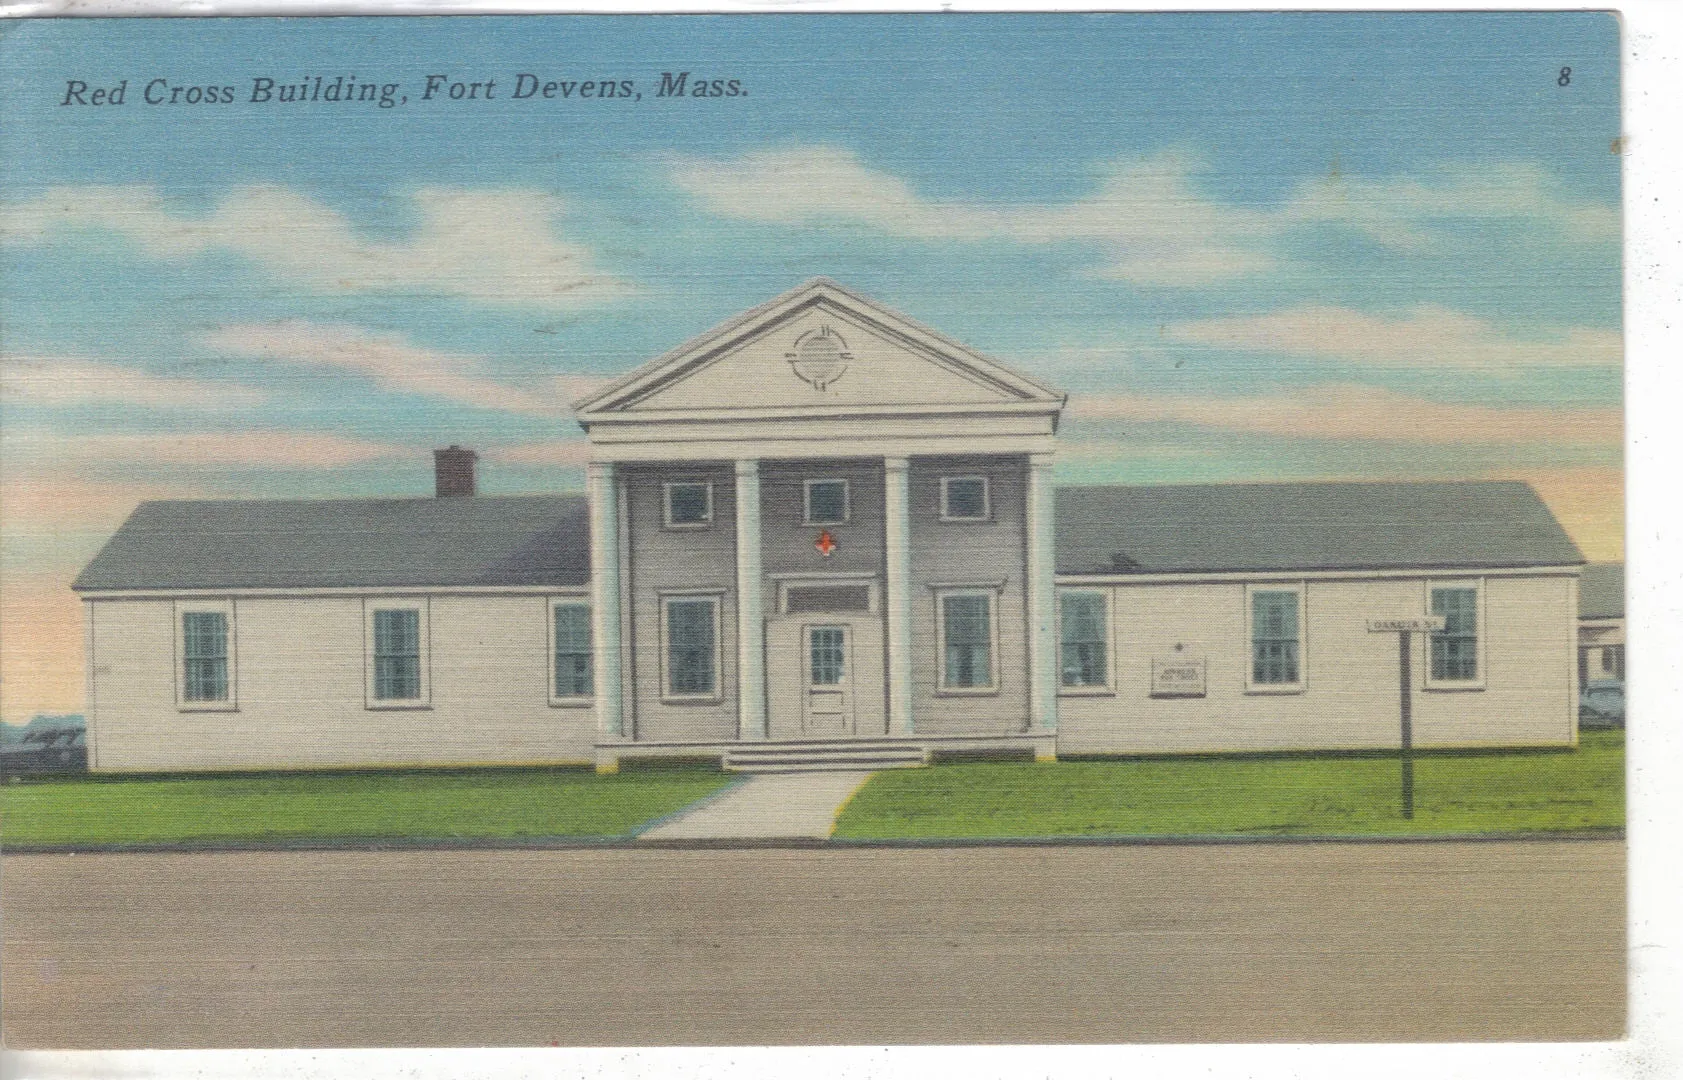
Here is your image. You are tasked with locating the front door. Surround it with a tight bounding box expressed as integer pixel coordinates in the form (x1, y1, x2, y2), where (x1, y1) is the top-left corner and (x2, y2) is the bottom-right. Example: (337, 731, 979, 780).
(802, 624, 854, 737)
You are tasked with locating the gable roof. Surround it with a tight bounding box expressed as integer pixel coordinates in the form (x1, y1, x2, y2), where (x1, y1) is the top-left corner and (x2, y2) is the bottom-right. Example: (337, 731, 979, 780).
(573, 278, 1064, 419)
(1578, 563, 1624, 619)
(76, 480, 1582, 593)
(1056, 481, 1583, 576)
(73, 495, 589, 592)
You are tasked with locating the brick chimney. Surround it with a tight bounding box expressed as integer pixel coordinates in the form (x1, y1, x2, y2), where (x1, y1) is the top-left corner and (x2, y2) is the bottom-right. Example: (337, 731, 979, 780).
(433, 445, 477, 498)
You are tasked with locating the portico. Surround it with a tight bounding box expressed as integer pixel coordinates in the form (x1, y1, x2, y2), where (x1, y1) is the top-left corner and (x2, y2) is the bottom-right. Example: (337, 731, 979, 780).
(573, 279, 1066, 771)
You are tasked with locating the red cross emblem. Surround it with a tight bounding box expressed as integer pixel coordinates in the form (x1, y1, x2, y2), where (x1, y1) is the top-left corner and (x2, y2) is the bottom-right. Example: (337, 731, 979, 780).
(814, 530, 836, 557)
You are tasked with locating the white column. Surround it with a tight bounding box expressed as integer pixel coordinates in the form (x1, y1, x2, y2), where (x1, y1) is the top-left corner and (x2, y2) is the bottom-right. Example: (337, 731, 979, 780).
(587, 461, 624, 751)
(735, 459, 767, 740)
(884, 456, 914, 736)
(1026, 452, 1059, 737)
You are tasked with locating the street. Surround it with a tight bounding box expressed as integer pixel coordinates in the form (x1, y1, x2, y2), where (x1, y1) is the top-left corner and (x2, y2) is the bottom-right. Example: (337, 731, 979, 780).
(2, 840, 1623, 1047)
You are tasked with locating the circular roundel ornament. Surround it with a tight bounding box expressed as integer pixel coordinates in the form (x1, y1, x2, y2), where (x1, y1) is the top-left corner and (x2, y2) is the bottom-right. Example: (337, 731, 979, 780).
(814, 529, 837, 557)
(786, 325, 853, 390)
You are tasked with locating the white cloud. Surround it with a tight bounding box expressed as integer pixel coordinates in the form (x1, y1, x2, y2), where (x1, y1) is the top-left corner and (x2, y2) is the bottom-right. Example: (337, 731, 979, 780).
(204, 321, 588, 416)
(4, 429, 412, 469)
(669, 147, 1617, 285)
(1167, 305, 1622, 370)
(1072, 383, 1621, 447)
(0, 354, 265, 409)
(0, 185, 632, 308)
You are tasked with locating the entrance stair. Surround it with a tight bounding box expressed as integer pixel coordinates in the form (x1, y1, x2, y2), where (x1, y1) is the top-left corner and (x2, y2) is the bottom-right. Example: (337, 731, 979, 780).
(722, 738, 929, 773)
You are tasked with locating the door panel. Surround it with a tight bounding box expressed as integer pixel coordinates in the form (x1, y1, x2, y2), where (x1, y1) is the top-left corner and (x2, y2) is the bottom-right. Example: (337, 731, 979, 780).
(803, 624, 854, 736)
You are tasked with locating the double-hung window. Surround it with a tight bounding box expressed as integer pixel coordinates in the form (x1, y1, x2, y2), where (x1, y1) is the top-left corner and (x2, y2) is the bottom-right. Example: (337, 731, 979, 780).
(938, 590, 997, 692)
(175, 600, 236, 710)
(365, 600, 429, 707)
(1248, 586, 1303, 691)
(1059, 590, 1109, 690)
(1428, 583, 1482, 687)
(551, 601, 593, 702)
(663, 595, 720, 700)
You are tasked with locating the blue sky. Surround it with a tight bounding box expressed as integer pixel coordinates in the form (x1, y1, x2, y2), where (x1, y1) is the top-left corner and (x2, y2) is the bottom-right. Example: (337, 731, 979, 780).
(0, 13, 1622, 716)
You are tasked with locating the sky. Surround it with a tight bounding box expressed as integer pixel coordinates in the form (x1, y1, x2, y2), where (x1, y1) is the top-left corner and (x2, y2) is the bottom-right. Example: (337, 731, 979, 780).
(0, 12, 1623, 719)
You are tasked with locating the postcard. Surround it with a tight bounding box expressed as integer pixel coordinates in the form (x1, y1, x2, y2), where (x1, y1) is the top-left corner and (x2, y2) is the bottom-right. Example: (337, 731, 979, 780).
(0, 11, 1624, 1049)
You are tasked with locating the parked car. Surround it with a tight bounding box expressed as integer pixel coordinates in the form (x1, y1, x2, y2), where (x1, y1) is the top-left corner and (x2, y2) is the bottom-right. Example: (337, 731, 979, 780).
(0, 720, 87, 777)
(1579, 679, 1625, 730)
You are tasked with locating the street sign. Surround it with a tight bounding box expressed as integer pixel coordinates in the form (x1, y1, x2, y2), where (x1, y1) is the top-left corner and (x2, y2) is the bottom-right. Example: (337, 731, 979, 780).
(1367, 616, 1446, 633)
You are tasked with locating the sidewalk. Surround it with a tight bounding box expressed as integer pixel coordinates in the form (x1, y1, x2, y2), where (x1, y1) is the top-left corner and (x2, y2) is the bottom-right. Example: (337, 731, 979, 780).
(636, 771, 875, 841)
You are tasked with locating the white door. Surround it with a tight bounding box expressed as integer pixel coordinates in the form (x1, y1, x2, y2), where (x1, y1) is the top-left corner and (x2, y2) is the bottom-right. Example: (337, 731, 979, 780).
(803, 624, 854, 737)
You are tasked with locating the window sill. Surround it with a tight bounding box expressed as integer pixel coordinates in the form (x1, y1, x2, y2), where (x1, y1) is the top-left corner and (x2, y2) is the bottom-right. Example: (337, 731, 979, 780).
(1423, 682, 1486, 692)
(662, 521, 713, 531)
(936, 686, 1000, 697)
(549, 697, 595, 708)
(1058, 685, 1114, 697)
(1244, 685, 1305, 696)
(661, 694, 723, 705)
(178, 703, 239, 713)
(366, 701, 433, 711)
(938, 516, 991, 524)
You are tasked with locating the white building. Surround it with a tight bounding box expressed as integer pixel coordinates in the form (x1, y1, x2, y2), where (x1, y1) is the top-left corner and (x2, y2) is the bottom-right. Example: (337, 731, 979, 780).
(74, 280, 1586, 773)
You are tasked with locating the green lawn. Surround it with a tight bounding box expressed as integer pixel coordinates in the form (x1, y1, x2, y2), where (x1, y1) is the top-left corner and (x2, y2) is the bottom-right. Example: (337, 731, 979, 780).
(834, 731, 1625, 840)
(1, 764, 735, 848)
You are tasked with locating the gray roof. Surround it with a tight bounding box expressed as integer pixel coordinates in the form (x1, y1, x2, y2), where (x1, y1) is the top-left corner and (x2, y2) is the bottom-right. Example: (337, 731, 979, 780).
(77, 480, 1582, 592)
(74, 496, 590, 591)
(1056, 481, 1582, 576)
(1579, 563, 1624, 619)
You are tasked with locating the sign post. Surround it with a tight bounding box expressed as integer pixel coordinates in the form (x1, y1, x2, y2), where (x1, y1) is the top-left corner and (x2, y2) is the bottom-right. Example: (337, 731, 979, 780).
(1366, 616, 1446, 820)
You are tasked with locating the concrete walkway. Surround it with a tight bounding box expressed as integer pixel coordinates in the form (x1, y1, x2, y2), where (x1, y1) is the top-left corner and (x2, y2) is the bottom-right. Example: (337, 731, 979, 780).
(636, 770, 875, 841)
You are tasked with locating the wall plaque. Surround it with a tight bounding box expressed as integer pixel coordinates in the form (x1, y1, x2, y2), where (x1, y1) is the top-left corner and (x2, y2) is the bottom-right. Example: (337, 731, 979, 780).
(1151, 657, 1207, 698)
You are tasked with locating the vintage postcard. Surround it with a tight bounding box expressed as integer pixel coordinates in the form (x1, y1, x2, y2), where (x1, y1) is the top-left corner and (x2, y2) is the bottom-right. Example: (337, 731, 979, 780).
(0, 11, 1625, 1050)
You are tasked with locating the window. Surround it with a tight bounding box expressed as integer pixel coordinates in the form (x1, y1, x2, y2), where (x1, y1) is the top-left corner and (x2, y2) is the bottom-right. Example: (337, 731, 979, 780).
(1248, 587, 1302, 690)
(663, 596, 720, 699)
(1429, 585, 1480, 684)
(364, 600, 429, 707)
(373, 609, 422, 700)
(803, 478, 849, 525)
(1059, 590, 1109, 690)
(174, 600, 236, 710)
(938, 590, 997, 692)
(809, 626, 846, 685)
(182, 611, 230, 703)
(1601, 644, 1625, 680)
(663, 481, 712, 528)
(940, 476, 990, 522)
(551, 601, 593, 702)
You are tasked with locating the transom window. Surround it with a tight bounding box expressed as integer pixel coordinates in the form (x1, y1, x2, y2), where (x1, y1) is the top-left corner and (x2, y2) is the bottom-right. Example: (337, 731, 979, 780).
(1250, 589, 1301, 688)
(940, 476, 990, 522)
(804, 478, 849, 525)
(1059, 591, 1109, 689)
(664, 596, 719, 698)
(181, 611, 230, 703)
(552, 602, 593, 700)
(939, 591, 996, 691)
(372, 608, 423, 701)
(663, 481, 713, 528)
(1430, 586, 1479, 682)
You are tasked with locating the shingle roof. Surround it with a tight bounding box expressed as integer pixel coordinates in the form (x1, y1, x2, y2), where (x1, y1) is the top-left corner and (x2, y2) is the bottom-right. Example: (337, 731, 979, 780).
(1578, 563, 1624, 619)
(73, 496, 590, 591)
(76, 480, 1582, 592)
(1056, 481, 1582, 576)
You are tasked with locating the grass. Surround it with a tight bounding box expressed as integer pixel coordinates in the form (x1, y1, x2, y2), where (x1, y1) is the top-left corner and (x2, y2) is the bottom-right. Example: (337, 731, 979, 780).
(833, 731, 1625, 840)
(0, 763, 735, 848)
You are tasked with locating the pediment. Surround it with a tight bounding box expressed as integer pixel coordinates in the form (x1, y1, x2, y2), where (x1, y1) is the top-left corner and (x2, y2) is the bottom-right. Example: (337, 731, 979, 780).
(575, 280, 1063, 420)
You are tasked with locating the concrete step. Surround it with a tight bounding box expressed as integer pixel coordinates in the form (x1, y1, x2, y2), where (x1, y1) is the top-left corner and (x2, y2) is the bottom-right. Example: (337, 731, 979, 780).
(723, 741, 928, 773)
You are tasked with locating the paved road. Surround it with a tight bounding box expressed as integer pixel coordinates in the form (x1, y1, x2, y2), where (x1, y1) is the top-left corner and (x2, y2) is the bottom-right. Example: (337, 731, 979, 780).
(637, 771, 875, 840)
(2, 841, 1623, 1047)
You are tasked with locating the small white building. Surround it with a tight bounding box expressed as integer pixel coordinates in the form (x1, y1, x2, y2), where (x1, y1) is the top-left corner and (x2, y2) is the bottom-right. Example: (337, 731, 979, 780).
(74, 280, 1586, 772)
